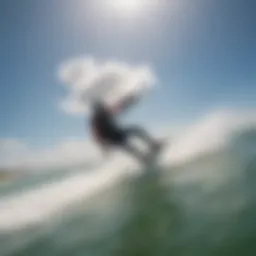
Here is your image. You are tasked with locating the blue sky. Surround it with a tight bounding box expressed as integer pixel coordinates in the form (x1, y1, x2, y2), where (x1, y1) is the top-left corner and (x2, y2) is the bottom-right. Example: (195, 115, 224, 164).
(1, 0, 255, 148)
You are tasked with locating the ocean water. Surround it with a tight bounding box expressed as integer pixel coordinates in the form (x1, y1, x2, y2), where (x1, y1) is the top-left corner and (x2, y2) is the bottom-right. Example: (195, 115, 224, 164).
(1, 113, 256, 256)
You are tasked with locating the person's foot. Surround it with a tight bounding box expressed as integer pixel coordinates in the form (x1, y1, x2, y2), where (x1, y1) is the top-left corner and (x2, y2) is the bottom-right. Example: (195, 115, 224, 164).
(151, 141, 163, 152)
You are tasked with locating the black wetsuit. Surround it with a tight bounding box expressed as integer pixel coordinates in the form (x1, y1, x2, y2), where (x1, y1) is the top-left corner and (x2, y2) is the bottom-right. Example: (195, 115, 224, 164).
(91, 105, 126, 145)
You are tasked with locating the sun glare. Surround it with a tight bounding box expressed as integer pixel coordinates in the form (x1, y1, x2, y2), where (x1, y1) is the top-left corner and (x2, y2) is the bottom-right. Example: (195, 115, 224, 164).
(110, 0, 144, 14)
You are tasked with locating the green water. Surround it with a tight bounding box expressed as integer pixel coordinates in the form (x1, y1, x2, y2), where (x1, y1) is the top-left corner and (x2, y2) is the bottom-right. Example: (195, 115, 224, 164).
(1, 148, 256, 256)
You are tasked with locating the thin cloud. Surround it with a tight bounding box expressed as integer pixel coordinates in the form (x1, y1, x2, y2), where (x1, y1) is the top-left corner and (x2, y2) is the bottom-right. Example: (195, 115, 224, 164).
(0, 139, 100, 171)
(0, 139, 30, 168)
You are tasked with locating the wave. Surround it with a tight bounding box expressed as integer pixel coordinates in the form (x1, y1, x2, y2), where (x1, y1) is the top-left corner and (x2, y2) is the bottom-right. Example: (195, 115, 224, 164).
(161, 109, 256, 166)
(0, 109, 255, 233)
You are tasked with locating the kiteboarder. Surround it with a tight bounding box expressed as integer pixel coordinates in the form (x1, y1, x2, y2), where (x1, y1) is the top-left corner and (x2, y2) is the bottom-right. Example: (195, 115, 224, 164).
(90, 95, 160, 163)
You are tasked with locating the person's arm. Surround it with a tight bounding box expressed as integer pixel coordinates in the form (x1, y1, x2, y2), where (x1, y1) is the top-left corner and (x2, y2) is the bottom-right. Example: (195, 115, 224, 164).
(110, 94, 139, 115)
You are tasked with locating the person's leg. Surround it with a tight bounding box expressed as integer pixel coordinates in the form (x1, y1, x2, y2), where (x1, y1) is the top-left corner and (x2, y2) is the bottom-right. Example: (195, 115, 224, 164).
(122, 142, 148, 164)
(126, 126, 157, 148)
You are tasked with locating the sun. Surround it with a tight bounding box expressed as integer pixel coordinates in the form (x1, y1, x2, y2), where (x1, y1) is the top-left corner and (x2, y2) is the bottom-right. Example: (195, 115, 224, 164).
(110, 0, 144, 14)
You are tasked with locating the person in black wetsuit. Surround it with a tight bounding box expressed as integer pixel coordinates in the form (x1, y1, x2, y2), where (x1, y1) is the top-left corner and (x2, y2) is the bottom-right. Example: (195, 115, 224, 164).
(90, 96, 159, 163)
